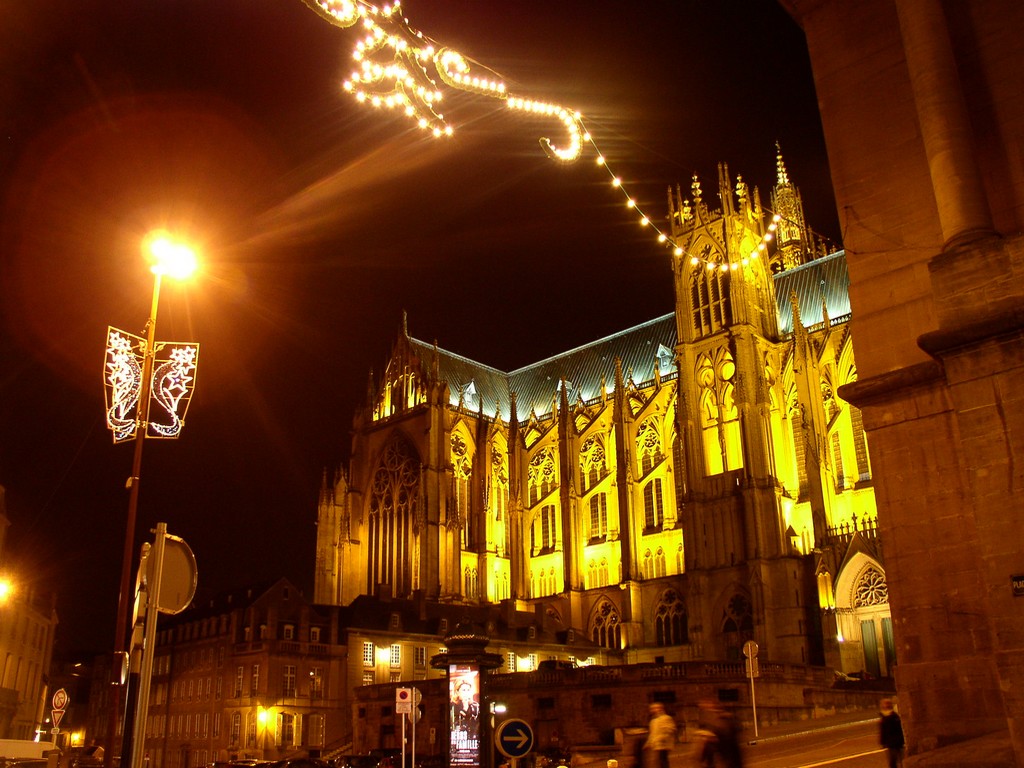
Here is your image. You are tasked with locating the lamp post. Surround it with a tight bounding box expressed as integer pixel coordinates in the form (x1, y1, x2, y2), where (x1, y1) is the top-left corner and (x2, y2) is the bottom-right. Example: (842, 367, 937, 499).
(105, 232, 197, 768)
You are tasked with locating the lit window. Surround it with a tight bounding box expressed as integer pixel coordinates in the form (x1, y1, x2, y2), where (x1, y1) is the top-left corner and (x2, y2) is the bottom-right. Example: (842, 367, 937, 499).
(506, 652, 516, 672)
(589, 494, 608, 539)
(363, 641, 374, 666)
(280, 712, 295, 746)
(528, 654, 538, 671)
(390, 644, 401, 667)
(644, 479, 664, 530)
(310, 667, 324, 699)
(362, 671, 375, 686)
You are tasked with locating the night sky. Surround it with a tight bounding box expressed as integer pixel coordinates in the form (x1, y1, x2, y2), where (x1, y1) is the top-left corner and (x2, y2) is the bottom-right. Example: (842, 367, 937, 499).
(0, 0, 837, 659)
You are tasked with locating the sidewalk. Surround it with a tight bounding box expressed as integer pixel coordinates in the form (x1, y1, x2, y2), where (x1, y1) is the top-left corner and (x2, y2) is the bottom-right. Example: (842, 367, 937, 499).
(745, 708, 877, 745)
(748, 710, 1017, 767)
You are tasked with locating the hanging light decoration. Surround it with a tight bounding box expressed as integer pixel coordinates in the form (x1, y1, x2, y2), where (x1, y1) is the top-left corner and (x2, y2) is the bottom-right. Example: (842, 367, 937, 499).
(301, 0, 797, 267)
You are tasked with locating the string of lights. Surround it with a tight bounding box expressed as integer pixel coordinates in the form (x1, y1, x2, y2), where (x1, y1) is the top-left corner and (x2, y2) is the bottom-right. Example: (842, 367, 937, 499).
(302, 0, 803, 271)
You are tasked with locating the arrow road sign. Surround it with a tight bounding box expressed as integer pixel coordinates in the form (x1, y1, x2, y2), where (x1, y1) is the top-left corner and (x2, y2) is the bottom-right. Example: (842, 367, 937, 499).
(495, 718, 534, 759)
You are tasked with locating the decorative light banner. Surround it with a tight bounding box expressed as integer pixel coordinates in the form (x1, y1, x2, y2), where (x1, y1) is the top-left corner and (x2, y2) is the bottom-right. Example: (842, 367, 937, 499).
(104, 327, 200, 443)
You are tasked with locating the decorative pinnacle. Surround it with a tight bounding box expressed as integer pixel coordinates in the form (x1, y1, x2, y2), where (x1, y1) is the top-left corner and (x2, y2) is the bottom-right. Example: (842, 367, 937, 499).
(776, 141, 790, 186)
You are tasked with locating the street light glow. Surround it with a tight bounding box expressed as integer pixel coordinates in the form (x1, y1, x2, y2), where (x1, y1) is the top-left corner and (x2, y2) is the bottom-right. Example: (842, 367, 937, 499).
(0, 577, 12, 602)
(145, 231, 198, 280)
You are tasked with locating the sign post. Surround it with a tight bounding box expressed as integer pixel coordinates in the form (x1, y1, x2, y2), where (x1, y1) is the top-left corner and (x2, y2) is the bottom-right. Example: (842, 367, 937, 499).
(495, 718, 534, 768)
(396, 688, 412, 768)
(51, 688, 69, 745)
(411, 688, 422, 768)
(743, 640, 760, 738)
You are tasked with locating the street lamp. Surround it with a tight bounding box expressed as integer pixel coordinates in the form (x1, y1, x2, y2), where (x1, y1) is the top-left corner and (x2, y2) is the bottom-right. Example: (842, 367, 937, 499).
(104, 231, 199, 768)
(258, 707, 270, 759)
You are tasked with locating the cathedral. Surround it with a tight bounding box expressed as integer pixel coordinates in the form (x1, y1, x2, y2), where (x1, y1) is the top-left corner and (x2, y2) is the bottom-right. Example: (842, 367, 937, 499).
(314, 152, 892, 680)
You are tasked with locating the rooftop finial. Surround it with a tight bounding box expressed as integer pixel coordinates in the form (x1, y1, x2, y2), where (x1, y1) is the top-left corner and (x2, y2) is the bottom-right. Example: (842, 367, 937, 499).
(776, 141, 790, 186)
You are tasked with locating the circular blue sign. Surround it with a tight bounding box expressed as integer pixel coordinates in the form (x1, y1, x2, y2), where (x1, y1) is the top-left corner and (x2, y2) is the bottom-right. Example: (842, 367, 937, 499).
(495, 718, 534, 759)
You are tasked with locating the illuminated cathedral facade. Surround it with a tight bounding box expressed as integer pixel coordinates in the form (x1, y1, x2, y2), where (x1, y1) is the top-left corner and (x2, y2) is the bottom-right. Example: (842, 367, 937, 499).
(315, 153, 892, 679)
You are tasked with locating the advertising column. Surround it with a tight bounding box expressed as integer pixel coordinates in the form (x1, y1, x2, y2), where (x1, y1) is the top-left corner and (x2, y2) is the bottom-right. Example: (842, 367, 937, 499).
(448, 665, 481, 768)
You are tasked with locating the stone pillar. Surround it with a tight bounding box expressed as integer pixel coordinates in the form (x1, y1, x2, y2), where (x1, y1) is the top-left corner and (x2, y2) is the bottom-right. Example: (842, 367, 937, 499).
(894, 0, 994, 249)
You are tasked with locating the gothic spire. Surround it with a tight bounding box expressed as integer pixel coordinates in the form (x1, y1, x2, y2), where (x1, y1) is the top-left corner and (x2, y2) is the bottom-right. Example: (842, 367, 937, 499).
(776, 141, 790, 186)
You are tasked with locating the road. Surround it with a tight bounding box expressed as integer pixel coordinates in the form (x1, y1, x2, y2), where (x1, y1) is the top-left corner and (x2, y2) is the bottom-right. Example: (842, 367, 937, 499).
(663, 718, 887, 768)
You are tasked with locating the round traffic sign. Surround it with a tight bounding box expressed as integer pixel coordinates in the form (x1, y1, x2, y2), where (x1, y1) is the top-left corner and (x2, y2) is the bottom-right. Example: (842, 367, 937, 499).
(52, 688, 69, 711)
(495, 718, 534, 759)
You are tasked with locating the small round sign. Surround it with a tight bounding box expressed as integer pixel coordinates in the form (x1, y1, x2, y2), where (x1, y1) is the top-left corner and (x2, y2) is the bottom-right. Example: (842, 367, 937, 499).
(52, 688, 69, 711)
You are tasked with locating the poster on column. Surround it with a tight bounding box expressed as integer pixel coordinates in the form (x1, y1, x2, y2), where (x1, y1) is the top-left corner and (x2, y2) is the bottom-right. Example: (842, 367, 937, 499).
(448, 664, 480, 768)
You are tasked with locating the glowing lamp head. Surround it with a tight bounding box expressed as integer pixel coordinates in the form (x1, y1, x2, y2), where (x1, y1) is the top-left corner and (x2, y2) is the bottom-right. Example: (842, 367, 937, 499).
(145, 232, 198, 280)
(258, 708, 269, 725)
(0, 577, 12, 602)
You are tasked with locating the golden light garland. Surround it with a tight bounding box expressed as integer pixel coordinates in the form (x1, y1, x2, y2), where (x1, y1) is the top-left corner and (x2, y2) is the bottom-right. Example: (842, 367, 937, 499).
(301, 0, 790, 268)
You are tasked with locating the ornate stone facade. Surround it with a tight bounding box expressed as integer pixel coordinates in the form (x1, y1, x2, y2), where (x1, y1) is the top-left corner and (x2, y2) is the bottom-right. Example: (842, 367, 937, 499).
(315, 156, 888, 680)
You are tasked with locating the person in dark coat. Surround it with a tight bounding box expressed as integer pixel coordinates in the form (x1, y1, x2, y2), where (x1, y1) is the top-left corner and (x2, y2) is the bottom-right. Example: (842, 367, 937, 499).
(697, 700, 744, 768)
(879, 698, 905, 768)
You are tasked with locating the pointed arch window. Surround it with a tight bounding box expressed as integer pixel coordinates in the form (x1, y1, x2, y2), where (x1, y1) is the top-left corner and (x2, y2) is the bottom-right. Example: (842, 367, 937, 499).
(491, 443, 509, 522)
(636, 419, 663, 477)
(655, 547, 667, 578)
(643, 479, 664, 532)
(697, 352, 743, 475)
(529, 447, 557, 505)
(452, 432, 474, 549)
(642, 549, 654, 579)
(721, 593, 754, 660)
(690, 266, 732, 337)
(531, 504, 557, 554)
(589, 493, 608, 541)
(464, 567, 479, 600)
(590, 600, 622, 650)
(655, 589, 689, 646)
(580, 437, 607, 492)
(368, 435, 420, 598)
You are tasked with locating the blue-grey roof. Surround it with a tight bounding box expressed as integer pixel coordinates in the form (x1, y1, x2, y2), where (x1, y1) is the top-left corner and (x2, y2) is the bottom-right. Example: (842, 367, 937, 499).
(409, 315, 677, 423)
(408, 251, 851, 422)
(773, 250, 851, 334)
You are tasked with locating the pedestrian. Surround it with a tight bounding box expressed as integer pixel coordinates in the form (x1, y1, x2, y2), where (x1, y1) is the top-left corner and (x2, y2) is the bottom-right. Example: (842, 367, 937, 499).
(644, 703, 677, 768)
(697, 700, 744, 768)
(631, 727, 647, 768)
(879, 698, 905, 768)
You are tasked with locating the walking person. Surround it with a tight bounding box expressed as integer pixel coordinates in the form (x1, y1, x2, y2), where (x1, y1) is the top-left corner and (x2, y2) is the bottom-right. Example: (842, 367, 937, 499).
(697, 700, 744, 768)
(644, 703, 677, 768)
(879, 698, 905, 768)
